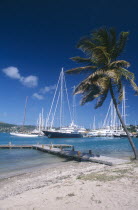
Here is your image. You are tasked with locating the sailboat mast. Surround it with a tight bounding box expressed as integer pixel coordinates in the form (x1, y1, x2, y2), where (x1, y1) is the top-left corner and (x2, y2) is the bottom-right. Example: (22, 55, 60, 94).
(60, 68, 64, 129)
(123, 87, 126, 125)
(39, 113, 41, 132)
(93, 116, 96, 130)
(41, 108, 44, 130)
(22, 96, 28, 128)
(122, 86, 126, 125)
(72, 86, 76, 125)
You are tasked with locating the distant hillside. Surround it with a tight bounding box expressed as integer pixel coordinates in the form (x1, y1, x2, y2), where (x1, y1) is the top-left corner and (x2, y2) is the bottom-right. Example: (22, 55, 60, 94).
(0, 122, 16, 128)
(0, 122, 35, 133)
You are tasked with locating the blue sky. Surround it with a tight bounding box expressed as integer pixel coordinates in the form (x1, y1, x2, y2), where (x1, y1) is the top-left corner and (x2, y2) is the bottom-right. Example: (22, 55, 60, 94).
(0, 0, 138, 128)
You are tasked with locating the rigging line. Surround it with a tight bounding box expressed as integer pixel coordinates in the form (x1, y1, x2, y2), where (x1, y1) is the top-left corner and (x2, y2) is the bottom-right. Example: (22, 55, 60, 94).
(45, 71, 62, 128)
(22, 96, 28, 129)
(113, 106, 116, 130)
(93, 116, 96, 130)
(63, 73, 73, 123)
(111, 99, 113, 128)
(72, 86, 76, 124)
(50, 91, 61, 129)
(123, 86, 126, 124)
(39, 113, 41, 132)
(103, 100, 112, 128)
(60, 68, 64, 128)
(41, 108, 44, 130)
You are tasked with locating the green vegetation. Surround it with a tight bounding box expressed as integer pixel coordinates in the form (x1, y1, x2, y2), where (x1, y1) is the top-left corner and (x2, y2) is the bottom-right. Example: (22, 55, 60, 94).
(78, 173, 121, 182)
(0, 122, 15, 127)
(77, 168, 132, 182)
(66, 27, 138, 159)
(0, 122, 35, 133)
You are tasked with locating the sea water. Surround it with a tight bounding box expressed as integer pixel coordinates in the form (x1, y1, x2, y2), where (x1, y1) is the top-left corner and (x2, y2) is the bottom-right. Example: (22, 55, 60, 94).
(0, 133, 138, 178)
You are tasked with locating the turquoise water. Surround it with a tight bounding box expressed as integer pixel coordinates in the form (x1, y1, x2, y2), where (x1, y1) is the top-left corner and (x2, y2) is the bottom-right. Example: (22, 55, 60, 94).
(0, 133, 138, 178)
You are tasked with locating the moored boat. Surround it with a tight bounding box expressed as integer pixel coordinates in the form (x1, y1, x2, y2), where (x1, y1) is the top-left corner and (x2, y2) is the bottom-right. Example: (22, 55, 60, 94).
(43, 130, 82, 138)
(10, 97, 38, 138)
(10, 132, 38, 137)
(43, 69, 85, 138)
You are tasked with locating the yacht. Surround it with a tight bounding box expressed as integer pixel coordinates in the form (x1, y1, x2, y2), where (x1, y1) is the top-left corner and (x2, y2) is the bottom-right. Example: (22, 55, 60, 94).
(10, 132, 38, 137)
(43, 69, 83, 138)
(10, 97, 38, 138)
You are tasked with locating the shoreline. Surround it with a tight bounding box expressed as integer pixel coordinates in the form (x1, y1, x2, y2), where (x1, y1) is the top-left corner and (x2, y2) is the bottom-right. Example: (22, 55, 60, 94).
(0, 149, 132, 181)
(0, 160, 138, 209)
(0, 157, 67, 180)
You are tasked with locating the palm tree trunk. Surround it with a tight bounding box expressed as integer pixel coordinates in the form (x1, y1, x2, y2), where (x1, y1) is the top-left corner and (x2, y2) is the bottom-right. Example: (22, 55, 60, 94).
(110, 85, 138, 160)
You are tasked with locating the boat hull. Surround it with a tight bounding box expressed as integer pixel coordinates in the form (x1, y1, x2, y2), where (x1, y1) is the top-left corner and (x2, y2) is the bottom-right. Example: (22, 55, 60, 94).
(43, 131, 83, 138)
(10, 132, 38, 137)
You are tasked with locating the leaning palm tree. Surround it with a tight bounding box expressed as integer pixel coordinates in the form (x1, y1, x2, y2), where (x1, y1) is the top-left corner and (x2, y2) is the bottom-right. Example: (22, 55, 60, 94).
(66, 28, 138, 159)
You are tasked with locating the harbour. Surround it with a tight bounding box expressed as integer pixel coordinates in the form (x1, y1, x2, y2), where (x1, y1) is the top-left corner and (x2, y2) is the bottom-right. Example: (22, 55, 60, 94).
(0, 1, 138, 209)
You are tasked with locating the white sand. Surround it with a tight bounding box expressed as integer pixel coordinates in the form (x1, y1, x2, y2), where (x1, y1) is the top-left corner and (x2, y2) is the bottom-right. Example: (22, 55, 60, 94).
(0, 160, 138, 210)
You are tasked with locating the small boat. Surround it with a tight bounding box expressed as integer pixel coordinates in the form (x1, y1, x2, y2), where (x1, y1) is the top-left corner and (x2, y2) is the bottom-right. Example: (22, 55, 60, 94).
(10, 132, 38, 137)
(10, 97, 38, 138)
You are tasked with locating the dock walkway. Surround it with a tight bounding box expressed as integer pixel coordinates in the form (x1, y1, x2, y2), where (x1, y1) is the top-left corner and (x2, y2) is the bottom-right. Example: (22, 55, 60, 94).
(0, 145, 32, 149)
(0, 144, 130, 166)
(33, 144, 130, 166)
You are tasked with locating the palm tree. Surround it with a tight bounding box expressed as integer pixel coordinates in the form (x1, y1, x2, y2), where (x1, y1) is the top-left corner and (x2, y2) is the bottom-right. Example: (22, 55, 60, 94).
(66, 28, 138, 159)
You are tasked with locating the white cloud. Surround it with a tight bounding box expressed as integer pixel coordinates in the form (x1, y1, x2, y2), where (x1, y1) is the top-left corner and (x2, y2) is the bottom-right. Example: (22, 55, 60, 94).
(21, 76, 38, 88)
(32, 84, 56, 100)
(32, 93, 44, 100)
(2, 66, 38, 88)
(40, 85, 56, 94)
(2, 67, 21, 79)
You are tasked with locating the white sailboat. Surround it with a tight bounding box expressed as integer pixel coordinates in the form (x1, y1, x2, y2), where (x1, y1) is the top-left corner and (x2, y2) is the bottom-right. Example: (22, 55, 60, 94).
(87, 86, 132, 137)
(10, 132, 38, 137)
(31, 108, 45, 136)
(43, 68, 83, 138)
(10, 97, 38, 137)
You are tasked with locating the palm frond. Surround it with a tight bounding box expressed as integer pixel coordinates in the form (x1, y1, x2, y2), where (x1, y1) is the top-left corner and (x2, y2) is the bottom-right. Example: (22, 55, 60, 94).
(116, 80, 123, 102)
(119, 68, 138, 94)
(77, 38, 96, 56)
(74, 68, 119, 95)
(129, 79, 138, 94)
(110, 60, 130, 69)
(95, 90, 108, 108)
(74, 79, 91, 94)
(115, 32, 129, 57)
(80, 77, 109, 106)
(71, 56, 92, 64)
(92, 28, 109, 47)
(80, 85, 101, 105)
(73, 69, 105, 94)
(66, 66, 96, 74)
(92, 46, 110, 65)
(74, 74, 110, 106)
(118, 67, 134, 80)
(110, 28, 116, 48)
(105, 69, 121, 84)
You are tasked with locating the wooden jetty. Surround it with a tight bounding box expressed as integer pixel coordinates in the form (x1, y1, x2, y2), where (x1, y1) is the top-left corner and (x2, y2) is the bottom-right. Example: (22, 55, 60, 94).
(0, 144, 130, 166)
(0, 145, 32, 149)
(32, 144, 129, 166)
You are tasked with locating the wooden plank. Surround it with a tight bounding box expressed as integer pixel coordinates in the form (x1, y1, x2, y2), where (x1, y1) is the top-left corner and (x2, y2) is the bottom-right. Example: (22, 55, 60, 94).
(0, 145, 32, 149)
(32, 145, 114, 165)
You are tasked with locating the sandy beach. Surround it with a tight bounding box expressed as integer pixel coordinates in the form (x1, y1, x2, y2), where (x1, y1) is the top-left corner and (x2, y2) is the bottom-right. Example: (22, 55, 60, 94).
(0, 160, 138, 210)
